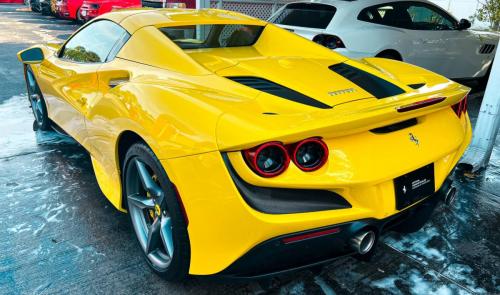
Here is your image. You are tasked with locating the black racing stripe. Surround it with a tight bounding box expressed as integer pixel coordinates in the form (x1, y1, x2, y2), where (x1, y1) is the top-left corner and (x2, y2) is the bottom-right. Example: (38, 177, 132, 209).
(227, 76, 332, 109)
(330, 63, 405, 99)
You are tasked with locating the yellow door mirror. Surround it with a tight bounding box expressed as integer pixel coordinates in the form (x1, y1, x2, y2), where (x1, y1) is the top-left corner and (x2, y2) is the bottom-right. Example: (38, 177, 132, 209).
(18, 47, 44, 64)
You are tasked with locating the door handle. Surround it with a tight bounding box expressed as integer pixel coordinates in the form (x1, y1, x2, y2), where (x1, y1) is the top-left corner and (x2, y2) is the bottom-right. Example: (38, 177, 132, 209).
(108, 77, 129, 88)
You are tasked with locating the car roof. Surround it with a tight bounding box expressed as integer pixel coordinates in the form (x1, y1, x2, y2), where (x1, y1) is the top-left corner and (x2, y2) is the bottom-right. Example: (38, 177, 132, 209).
(99, 8, 267, 33)
(282, 0, 435, 10)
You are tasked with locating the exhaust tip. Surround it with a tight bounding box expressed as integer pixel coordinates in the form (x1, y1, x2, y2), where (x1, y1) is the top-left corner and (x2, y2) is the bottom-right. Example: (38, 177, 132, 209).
(444, 186, 457, 206)
(350, 230, 376, 255)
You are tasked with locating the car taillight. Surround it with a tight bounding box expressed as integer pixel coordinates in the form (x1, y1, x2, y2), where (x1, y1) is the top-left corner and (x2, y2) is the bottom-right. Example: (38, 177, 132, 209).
(312, 34, 345, 49)
(451, 95, 468, 118)
(243, 142, 290, 177)
(291, 138, 329, 171)
(243, 138, 329, 177)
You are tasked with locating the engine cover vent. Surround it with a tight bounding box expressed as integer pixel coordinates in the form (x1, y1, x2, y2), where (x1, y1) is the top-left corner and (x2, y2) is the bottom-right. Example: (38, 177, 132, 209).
(330, 63, 405, 99)
(227, 76, 332, 109)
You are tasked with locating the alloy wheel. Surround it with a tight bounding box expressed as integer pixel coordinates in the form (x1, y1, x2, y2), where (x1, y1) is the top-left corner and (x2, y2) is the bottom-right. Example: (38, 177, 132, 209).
(126, 158, 174, 270)
(26, 69, 45, 126)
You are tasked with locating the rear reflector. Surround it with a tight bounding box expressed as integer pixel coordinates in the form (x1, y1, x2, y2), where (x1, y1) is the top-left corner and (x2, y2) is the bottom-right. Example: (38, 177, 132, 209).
(451, 95, 468, 118)
(396, 97, 446, 113)
(282, 227, 340, 244)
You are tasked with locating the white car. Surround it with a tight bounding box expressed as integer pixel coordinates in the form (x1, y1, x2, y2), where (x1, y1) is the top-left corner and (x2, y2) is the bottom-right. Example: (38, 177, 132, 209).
(269, 0, 498, 80)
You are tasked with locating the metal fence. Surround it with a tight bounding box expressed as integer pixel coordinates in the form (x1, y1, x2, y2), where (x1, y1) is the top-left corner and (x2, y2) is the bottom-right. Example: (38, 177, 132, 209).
(204, 0, 295, 20)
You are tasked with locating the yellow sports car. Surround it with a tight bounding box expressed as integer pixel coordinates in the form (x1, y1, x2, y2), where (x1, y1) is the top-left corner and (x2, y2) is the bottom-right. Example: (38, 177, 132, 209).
(18, 8, 471, 280)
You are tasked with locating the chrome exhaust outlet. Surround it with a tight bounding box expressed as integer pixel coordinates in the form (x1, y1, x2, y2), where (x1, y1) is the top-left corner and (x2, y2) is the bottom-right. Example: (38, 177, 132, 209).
(350, 230, 376, 255)
(444, 186, 457, 206)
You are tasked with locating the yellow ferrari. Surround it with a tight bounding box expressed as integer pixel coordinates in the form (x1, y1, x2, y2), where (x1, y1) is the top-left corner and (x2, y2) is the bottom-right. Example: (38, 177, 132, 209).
(18, 8, 472, 280)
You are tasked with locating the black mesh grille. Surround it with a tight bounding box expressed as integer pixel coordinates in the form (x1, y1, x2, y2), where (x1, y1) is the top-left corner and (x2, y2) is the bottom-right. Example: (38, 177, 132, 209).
(329, 63, 405, 99)
(479, 44, 496, 54)
(227, 76, 332, 109)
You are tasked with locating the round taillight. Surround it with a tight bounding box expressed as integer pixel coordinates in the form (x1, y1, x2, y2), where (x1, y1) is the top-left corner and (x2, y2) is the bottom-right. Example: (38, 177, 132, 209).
(292, 138, 328, 171)
(243, 142, 290, 177)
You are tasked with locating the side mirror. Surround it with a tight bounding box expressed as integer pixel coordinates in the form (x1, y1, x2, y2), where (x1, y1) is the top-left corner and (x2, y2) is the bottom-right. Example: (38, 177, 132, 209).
(17, 47, 44, 64)
(457, 19, 471, 30)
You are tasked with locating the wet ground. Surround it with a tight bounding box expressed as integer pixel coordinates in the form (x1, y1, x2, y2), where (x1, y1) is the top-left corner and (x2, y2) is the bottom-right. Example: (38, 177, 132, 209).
(0, 4, 499, 295)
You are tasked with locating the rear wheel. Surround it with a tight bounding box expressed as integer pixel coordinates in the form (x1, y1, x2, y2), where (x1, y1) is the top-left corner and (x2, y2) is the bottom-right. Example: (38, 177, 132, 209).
(123, 143, 190, 281)
(25, 66, 50, 131)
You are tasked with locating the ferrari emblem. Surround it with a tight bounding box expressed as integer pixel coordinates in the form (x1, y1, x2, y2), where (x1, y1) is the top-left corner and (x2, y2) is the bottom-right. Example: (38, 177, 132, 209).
(403, 185, 407, 194)
(409, 133, 419, 146)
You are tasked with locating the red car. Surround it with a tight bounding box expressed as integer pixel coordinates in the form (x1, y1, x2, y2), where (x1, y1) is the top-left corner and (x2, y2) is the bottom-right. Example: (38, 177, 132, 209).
(80, 0, 141, 22)
(142, 0, 195, 8)
(56, 0, 84, 21)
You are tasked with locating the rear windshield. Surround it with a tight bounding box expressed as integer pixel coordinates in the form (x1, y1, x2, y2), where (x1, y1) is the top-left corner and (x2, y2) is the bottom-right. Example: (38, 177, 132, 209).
(270, 3, 336, 29)
(159, 24, 264, 49)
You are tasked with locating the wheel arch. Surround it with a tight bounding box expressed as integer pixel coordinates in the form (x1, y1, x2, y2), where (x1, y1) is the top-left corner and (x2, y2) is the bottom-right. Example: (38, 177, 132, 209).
(116, 130, 148, 209)
(376, 49, 403, 61)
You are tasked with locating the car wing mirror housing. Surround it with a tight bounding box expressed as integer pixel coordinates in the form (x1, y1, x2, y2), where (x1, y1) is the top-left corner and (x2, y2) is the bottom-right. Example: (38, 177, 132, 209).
(17, 47, 45, 64)
(458, 19, 471, 30)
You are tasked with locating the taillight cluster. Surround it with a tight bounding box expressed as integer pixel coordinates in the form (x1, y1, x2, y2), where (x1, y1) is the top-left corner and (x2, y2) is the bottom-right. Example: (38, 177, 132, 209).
(451, 95, 468, 118)
(243, 138, 329, 178)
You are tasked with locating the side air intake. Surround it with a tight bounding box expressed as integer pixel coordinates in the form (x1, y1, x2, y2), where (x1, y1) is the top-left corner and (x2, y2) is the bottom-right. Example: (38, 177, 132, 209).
(479, 44, 495, 54)
(330, 63, 405, 99)
(227, 76, 332, 109)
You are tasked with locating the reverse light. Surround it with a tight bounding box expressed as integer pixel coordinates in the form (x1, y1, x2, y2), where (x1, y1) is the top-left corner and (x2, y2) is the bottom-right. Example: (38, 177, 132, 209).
(451, 95, 468, 118)
(313, 34, 346, 49)
(243, 142, 290, 177)
(291, 138, 329, 172)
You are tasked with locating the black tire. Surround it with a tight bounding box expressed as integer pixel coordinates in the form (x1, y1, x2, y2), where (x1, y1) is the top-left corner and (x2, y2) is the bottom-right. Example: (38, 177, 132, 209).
(41, 5, 50, 15)
(123, 143, 190, 281)
(76, 7, 84, 24)
(376, 51, 402, 61)
(479, 62, 493, 90)
(24, 66, 51, 131)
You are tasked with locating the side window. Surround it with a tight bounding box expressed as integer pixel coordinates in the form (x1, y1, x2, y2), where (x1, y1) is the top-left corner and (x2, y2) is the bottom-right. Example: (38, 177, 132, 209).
(407, 4, 456, 30)
(358, 2, 457, 30)
(60, 20, 129, 63)
(358, 5, 396, 26)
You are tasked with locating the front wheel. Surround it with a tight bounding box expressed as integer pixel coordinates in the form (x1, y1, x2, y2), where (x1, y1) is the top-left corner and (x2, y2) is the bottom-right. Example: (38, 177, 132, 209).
(25, 66, 50, 131)
(123, 143, 190, 281)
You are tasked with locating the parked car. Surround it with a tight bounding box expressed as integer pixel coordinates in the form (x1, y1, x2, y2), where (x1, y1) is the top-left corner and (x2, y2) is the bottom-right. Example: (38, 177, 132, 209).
(79, 0, 142, 23)
(56, 0, 84, 22)
(142, 0, 194, 8)
(18, 9, 471, 280)
(270, 0, 498, 80)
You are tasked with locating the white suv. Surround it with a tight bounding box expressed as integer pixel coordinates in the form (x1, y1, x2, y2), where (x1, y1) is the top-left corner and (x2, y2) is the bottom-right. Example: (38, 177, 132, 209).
(270, 0, 498, 80)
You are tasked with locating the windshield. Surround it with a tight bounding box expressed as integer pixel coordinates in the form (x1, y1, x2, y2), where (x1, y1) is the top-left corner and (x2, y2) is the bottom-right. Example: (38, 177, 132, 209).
(270, 3, 337, 29)
(160, 24, 264, 49)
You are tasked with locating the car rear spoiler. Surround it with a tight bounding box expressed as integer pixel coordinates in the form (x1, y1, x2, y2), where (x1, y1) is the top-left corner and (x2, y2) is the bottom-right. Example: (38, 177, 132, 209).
(216, 83, 470, 151)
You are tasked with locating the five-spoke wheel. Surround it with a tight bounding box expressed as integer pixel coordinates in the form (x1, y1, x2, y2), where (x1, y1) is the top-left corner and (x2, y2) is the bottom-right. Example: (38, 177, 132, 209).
(124, 143, 190, 280)
(25, 66, 50, 131)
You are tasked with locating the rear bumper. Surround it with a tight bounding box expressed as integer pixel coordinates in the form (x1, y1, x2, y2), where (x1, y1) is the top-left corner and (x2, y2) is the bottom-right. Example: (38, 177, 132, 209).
(163, 112, 472, 275)
(218, 180, 448, 278)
